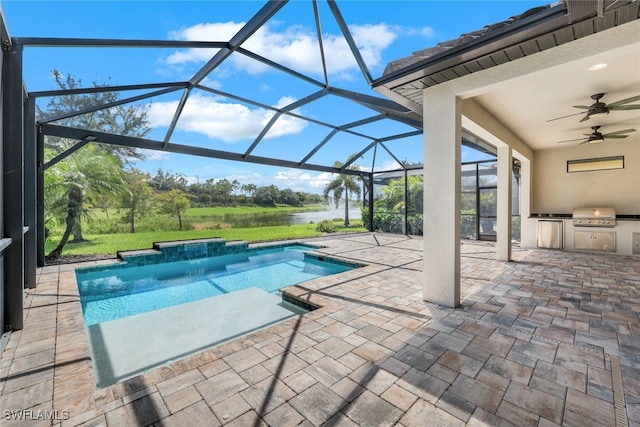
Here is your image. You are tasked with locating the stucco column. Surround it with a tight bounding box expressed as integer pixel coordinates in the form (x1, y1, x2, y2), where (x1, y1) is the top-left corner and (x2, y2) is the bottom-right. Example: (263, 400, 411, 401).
(497, 145, 512, 261)
(423, 90, 460, 308)
(517, 156, 534, 248)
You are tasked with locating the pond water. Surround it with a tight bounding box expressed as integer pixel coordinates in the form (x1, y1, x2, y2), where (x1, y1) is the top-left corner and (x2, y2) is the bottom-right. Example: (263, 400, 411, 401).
(290, 208, 362, 224)
(195, 207, 362, 228)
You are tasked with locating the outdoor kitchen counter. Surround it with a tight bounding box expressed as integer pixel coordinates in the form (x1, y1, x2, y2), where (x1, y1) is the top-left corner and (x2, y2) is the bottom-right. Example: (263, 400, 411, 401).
(530, 215, 640, 255)
(530, 213, 640, 220)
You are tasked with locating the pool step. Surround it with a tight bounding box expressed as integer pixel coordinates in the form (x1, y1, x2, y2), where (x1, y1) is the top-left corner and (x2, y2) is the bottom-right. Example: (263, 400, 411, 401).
(117, 238, 250, 266)
(87, 287, 299, 387)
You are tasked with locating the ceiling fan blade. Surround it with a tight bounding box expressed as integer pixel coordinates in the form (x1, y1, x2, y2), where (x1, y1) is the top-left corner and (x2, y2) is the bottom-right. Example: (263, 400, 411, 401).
(572, 105, 591, 109)
(545, 111, 586, 122)
(578, 140, 589, 145)
(557, 137, 588, 143)
(602, 128, 636, 137)
(609, 104, 640, 111)
(579, 115, 590, 122)
(604, 135, 628, 139)
(607, 94, 640, 107)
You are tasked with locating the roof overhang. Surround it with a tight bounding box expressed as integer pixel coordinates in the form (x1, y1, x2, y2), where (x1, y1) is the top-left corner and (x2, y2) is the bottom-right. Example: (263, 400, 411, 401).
(372, 0, 640, 116)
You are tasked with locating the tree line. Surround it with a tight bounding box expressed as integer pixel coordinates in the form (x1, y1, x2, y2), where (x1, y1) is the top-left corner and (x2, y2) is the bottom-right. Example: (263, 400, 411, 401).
(148, 169, 324, 208)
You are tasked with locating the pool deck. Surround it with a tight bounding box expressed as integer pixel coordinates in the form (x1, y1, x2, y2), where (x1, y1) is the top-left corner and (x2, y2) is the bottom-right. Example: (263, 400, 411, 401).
(1, 233, 639, 426)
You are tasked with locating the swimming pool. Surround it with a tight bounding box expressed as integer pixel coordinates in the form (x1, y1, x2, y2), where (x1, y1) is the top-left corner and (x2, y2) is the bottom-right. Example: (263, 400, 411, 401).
(76, 243, 356, 325)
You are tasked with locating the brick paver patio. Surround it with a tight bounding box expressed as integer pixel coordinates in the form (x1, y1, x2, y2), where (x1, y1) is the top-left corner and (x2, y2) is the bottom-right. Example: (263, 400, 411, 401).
(1, 233, 639, 426)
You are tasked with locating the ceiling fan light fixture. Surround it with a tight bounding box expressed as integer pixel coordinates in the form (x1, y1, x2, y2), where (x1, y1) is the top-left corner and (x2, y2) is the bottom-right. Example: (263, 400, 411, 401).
(588, 136, 604, 144)
(588, 63, 608, 71)
(589, 112, 608, 119)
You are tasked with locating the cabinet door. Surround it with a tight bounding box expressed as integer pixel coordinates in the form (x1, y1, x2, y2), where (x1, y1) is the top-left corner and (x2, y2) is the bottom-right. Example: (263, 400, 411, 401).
(593, 231, 616, 252)
(537, 220, 563, 249)
(574, 231, 593, 250)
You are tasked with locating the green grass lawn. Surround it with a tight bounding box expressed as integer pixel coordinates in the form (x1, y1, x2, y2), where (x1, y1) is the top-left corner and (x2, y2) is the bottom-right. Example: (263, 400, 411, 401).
(56, 203, 361, 236)
(45, 222, 367, 256)
(91, 204, 329, 221)
(184, 204, 328, 217)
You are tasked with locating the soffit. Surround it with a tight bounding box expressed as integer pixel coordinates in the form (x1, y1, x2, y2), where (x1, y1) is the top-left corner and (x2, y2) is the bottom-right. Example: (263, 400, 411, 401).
(373, 0, 640, 151)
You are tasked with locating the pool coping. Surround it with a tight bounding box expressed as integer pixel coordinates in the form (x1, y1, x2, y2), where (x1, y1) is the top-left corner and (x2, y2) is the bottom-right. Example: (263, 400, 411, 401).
(76, 239, 364, 274)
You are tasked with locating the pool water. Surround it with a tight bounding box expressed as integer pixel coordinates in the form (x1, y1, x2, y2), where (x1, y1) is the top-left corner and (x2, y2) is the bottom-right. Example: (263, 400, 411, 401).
(76, 244, 354, 325)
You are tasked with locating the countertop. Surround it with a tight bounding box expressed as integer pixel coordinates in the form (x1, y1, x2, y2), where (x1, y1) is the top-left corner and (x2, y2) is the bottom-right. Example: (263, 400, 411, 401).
(530, 213, 640, 220)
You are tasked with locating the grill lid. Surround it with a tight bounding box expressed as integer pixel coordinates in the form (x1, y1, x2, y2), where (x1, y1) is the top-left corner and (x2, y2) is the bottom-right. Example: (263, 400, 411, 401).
(572, 207, 616, 227)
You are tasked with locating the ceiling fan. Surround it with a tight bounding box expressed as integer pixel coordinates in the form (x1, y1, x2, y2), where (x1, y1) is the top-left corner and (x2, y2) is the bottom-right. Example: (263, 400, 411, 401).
(547, 93, 640, 123)
(557, 125, 636, 145)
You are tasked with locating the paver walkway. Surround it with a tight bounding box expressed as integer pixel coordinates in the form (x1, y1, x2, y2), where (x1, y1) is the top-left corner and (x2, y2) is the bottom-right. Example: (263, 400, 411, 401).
(1, 233, 639, 426)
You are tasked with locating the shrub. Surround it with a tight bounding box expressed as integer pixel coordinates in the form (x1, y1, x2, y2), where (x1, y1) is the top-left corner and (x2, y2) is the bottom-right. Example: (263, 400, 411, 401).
(85, 213, 194, 234)
(253, 185, 279, 206)
(407, 214, 423, 235)
(512, 215, 521, 241)
(316, 219, 336, 233)
(460, 211, 477, 239)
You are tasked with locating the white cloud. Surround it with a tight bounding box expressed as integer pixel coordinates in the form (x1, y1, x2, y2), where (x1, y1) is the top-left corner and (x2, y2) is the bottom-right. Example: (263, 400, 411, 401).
(274, 169, 332, 191)
(138, 149, 171, 161)
(374, 159, 403, 172)
(147, 93, 307, 142)
(345, 23, 398, 71)
(420, 26, 436, 38)
(164, 21, 400, 78)
(224, 172, 271, 186)
(124, 148, 171, 165)
(166, 22, 243, 65)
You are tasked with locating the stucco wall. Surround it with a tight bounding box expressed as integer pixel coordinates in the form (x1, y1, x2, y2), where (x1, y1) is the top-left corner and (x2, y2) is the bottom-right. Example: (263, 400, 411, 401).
(532, 142, 640, 214)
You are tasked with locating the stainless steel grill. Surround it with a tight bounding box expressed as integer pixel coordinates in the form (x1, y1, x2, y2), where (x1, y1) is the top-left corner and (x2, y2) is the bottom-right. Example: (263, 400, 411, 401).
(572, 207, 616, 227)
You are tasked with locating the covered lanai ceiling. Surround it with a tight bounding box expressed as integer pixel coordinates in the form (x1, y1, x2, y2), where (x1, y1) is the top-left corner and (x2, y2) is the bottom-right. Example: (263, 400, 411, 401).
(15, 0, 437, 177)
(373, 0, 640, 152)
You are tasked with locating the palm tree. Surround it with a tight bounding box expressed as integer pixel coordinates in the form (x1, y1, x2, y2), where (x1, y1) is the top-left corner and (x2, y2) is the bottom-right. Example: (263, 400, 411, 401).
(242, 183, 257, 201)
(231, 180, 241, 204)
(323, 158, 362, 226)
(122, 168, 153, 233)
(41, 71, 151, 242)
(46, 144, 126, 259)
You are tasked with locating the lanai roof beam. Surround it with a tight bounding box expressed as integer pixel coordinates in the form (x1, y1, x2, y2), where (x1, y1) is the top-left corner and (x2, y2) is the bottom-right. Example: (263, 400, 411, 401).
(42, 123, 368, 177)
(327, 0, 373, 85)
(14, 37, 228, 49)
(39, 86, 182, 124)
(312, 0, 330, 87)
(189, 0, 287, 86)
(30, 82, 189, 99)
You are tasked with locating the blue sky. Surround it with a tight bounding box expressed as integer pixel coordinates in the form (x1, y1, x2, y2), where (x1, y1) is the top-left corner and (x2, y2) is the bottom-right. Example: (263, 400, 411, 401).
(3, 0, 548, 193)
